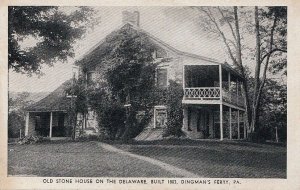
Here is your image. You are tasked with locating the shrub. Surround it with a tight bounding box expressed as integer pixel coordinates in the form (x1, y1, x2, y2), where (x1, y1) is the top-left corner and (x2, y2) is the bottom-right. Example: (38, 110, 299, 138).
(76, 134, 100, 141)
(18, 135, 47, 144)
(8, 111, 25, 138)
(96, 100, 126, 140)
(164, 80, 184, 137)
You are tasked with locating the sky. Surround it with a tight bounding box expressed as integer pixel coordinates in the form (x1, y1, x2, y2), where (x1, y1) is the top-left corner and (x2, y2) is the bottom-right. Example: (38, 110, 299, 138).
(9, 6, 231, 92)
(8, 6, 285, 93)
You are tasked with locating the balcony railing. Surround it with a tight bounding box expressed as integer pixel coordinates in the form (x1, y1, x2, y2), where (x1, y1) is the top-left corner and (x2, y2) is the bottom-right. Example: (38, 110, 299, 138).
(184, 87, 221, 100)
(184, 87, 245, 108)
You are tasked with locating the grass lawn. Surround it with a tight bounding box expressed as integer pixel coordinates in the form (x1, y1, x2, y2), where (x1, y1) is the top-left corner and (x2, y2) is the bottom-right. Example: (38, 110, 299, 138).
(112, 139, 286, 178)
(8, 139, 286, 178)
(8, 141, 175, 177)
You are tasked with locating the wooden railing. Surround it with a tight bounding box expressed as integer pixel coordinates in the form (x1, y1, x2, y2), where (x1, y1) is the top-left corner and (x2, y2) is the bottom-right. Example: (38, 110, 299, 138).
(184, 87, 245, 108)
(184, 87, 221, 100)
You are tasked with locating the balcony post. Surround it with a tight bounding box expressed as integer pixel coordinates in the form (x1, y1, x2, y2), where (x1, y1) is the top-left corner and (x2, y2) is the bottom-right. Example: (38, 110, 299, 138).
(183, 65, 185, 88)
(228, 71, 231, 102)
(236, 79, 239, 96)
(229, 107, 232, 140)
(219, 65, 222, 100)
(237, 110, 240, 139)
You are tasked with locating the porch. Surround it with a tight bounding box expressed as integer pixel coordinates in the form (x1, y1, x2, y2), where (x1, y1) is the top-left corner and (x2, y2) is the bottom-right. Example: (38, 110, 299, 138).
(25, 111, 72, 139)
(182, 65, 245, 109)
(182, 104, 246, 140)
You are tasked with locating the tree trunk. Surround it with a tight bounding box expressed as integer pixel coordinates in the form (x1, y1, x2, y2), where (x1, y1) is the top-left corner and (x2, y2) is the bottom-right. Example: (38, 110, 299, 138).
(233, 6, 252, 133)
(250, 6, 261, 133)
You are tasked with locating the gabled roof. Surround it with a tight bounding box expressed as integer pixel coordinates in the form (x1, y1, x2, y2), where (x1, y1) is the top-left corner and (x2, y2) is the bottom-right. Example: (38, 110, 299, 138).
(76, 23, 244, 79)
(76, 23, 220, 64)
(25, 80, 72, 112)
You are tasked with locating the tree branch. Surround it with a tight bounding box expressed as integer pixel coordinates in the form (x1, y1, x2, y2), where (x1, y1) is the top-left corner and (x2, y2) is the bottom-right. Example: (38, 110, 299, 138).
(217, 6, 237, 42)
(260, 48, 287, 63)
(200, 7, 238, 66)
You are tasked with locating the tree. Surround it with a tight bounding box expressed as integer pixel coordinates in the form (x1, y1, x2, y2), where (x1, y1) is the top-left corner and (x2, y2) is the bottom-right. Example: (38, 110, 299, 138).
(102, 25, 159, 140)
(259, 79, 287, 142)
(196, 6, 287, 138)
(8, 6, 99, 75)
(8, 92, 33, 138)
(251, 7, 287, 133)
(74, 25, 164, 140)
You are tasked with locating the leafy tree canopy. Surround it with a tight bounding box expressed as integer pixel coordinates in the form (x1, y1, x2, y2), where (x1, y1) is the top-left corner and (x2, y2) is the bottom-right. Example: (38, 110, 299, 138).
(9, 6, 99, 75)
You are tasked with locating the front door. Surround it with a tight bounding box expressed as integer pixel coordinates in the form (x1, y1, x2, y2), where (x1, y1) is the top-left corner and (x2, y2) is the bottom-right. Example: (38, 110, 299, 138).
(154, 107, 167, 128)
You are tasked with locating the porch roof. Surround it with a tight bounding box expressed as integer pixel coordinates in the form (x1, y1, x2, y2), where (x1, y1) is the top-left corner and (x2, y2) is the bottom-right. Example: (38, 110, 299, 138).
(25, 80, 72, 112)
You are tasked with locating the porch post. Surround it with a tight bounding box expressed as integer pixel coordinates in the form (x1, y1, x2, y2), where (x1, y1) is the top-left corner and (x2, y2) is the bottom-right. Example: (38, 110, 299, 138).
(219, 65, 222, 99)
(229, 107, 232, 140)
(49, 112, 53, 138)
(25, 112, 29, 136)
(243, 112, 247, 139)
(236, 79, 239, 103)
(219, 65, 223, 141)
(228, 71, 231, 90)
(183, 107, 188, 130)
(220, 104, 223, 141)
(237, 110, 240, 140)
(153, 108, 156, 129)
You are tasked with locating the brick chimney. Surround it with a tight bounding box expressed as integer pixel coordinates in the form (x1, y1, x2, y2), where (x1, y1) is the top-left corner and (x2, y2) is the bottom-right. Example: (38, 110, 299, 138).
(122, 11, 140, 27)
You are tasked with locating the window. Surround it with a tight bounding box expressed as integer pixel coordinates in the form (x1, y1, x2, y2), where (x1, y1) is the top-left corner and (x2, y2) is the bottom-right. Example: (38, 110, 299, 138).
(156, 68, 168, 88)
(87, 71, 96, 84)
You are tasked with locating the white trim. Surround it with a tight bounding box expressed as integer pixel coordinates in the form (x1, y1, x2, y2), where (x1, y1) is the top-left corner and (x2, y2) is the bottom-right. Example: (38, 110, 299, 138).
(182, 99, 221, 105)
(27, 110, 67, 113)
(183, 62, 219, 66)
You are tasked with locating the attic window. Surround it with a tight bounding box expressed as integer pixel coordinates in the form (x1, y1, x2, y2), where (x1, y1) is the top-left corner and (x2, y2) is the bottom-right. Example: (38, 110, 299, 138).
(155, 49, 167, 59)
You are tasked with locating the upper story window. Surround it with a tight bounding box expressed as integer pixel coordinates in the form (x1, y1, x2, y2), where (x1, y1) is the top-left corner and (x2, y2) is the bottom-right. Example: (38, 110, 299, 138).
(156, 68, 168, 88)
(87, 71, 96, 84)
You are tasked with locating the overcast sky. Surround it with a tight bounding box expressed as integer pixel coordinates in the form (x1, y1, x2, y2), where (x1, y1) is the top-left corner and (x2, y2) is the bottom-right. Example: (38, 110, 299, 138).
(8, 6, 263, 92)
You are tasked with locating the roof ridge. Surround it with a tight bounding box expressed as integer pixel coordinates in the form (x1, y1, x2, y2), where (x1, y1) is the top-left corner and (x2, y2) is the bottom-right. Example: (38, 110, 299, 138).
(76, 23, 221, 64)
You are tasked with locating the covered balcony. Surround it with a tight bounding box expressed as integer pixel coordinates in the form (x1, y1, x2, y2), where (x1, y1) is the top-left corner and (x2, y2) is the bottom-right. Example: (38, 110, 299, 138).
(183, 64, 245, 109)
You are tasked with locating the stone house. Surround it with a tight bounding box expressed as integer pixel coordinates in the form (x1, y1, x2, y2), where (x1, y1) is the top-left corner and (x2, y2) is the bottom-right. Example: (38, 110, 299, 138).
(24, 11, 246, 140)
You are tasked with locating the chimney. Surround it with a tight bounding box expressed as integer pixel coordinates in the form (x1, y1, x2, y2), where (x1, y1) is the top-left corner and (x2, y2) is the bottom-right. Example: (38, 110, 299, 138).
(122, 11, 140, 27)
